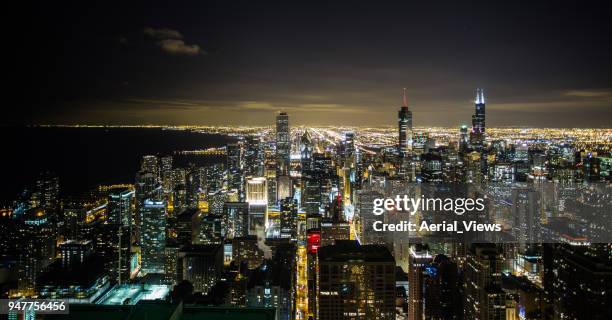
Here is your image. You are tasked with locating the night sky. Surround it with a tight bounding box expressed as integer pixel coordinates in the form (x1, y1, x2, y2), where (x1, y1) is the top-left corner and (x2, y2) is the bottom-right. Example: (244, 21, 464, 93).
(11, 0, 612, 127)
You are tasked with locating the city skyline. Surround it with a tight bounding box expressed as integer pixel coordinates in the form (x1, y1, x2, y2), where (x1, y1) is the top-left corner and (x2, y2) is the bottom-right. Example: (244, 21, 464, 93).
(9, 0, 612, 127)
(1, 100, 610, 319)
(2, 1, 611, 319)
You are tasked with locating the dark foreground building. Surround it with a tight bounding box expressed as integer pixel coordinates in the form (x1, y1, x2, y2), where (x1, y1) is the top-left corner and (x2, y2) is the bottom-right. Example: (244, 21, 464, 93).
(317, 240, 396, 320)
(46, 302, 276, 320)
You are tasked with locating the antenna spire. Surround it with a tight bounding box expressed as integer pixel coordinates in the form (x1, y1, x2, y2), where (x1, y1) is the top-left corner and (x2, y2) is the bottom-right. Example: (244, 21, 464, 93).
(402, 88, 408, 107)
(475, 88, 485, 104)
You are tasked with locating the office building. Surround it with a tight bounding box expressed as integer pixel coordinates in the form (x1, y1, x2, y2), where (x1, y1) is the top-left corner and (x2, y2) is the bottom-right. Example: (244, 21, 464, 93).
(317, 241, 396, 320)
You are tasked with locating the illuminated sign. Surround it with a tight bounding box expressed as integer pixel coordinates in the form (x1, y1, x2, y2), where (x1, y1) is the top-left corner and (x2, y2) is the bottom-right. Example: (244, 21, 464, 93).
(307, 230, 321, 254)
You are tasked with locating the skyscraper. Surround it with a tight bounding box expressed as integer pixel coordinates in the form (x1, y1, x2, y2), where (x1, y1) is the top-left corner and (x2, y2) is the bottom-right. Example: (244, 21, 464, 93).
(317, 240, 396, 320)
(300, 130, 314, 173)
(17, 208, 56, 291)
(33, 172, 60, 214)
(276, 112, 291, 176)
(398, 88, 413, 159)
(408, 244, 433, 320)
(343, 131, 356, 159)
(107, 188, 134, 227)
(470, 88, 486, 150)
(140, 199, 166, 274)
(245, 135, 264, 177)
(280, 197, 298, 239)
(223, 202, 249, 239)
(464, 243, 507, 320)
(177, 244, 224, 294)
(459, 124, 469, 153)
(423, 254, 461, 319)
(227, 140, 244, 196)
(140, 155, 159, 178)
(160, 155, 173, 194)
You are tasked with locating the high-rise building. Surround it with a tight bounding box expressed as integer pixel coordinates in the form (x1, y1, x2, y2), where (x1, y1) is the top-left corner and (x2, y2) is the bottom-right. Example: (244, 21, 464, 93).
(280, 197, 298, 239)
(302, 174, 322, 215)
(265, 165, 277, 207)
(17, 208, 56, 291)
(470, 88, 486, 150)
(423, 254, 461, 320)
(106, 188, 135, 283)
(247, 260, 294, 320)
(317, 240, 396, 320)
(464, 243, 507, 320)
(175, 208, 197, 245)
(246, 177, 267, 205)
(320, 197, 350, 247)
(193, 213, 223, 245)
(59, 240, 93, 269)
(300, 130, 314, 172)
(276, 112, 291, 176)
(227, 140, 245, 198)
(511, 188, 541, 250)
(140, 155, 159, 177)
(244, 135, 264, 177)
(408, 244, 433, 320)
(355, 189, 385, 245)
(107, 188, 134, 227)
(163, 240, 180, 285)
(231, 236, 264, 270)
(32, 172, 60, 213)
(398, 88, 413, 159)
(223, 202, 249, 239)
(177, 244, 224, 294)
(546, 244, 612, 320)
(172, 168, 188, 212)
(277, 175, 293, 201)
(140, 199, 166, 274)
(459, 125, 469, 154)
(343, 131, 356, 159)
(160, 155, 173, 193)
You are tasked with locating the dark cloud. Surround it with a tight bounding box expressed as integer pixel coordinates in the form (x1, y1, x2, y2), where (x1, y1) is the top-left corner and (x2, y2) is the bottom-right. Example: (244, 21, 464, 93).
(143, 27, 203, 55)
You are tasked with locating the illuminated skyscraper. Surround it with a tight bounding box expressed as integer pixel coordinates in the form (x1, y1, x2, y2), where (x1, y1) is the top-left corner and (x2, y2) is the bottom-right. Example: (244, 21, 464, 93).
(245, 135, 264, 177)
(32, 172, 60, 213)
(172, 168, 188, 212)
(459, 124, 469, 153)
(140, 199, 166, 273)
(193, 213, 223, 245)
(160, 155, 173, 193)
(464, 243, 507, 320)
(398, 88, 413, 159)
(140, 155, 159, 178)
(280, 197, 298, 239)
(227, 140, 245, 198)
(59, 240, 92, 268)
(276, 112, 291, 176)
(408, 244, 433, 320)
(355, 189, 385, 245)
(246, 177, 267, 206)
(223, 202, 249, 239)
(107, 188, 134, 227)
(343, 131, 356, 159)
(231, 235, 264, 269)
(300, 130, 314, 172)
(17, 208, 56, 291)
(470, 88, 486, 150)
